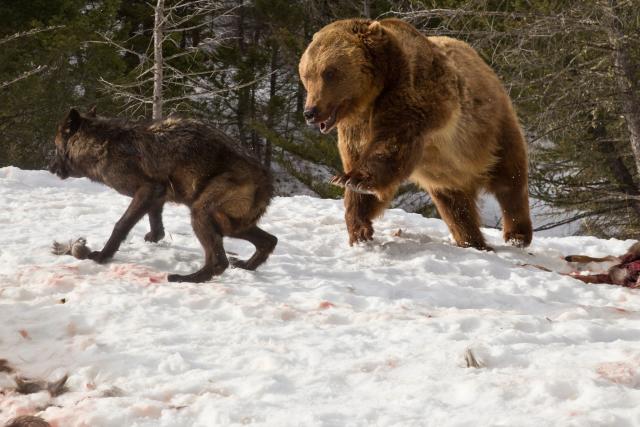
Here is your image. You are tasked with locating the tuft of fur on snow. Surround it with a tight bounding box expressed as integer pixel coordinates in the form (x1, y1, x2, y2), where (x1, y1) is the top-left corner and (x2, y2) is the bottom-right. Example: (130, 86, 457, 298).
(14, 374, 68, 397)
(51, 237, 90, 259)
(47, 374, 68, 397)
(4, 415, 50, 427)
(0, 359, 13, 373)
(464, 348, 484, 368)
(14, 377, 45, 395)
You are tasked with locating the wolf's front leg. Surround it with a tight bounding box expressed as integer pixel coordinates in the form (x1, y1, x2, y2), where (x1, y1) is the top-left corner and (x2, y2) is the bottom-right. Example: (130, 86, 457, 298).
(90, 184, 165, 263)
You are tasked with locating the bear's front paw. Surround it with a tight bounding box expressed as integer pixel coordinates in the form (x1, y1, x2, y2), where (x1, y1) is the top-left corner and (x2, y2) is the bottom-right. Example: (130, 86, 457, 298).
(347, 217, 374, 246)
(330, 173, 376, 195)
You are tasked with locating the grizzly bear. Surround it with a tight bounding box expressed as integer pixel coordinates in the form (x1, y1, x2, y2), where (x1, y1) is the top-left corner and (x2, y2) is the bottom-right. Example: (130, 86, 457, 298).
(299, 18, 532, 250)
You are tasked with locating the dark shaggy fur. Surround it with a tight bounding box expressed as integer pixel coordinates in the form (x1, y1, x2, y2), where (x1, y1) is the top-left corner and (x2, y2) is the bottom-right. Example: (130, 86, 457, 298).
(49, 108, 277, 283)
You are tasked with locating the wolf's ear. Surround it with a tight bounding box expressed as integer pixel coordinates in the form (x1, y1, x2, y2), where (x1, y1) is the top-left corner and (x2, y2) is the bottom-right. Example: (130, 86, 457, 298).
(64, 108, 83, 135)
(87, 105, 97, 117)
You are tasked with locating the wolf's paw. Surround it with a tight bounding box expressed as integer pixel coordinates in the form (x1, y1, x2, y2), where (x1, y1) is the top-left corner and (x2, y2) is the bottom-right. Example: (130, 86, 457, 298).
(144, 229, 165, 243)
(88, 251, 107, 264)
(229, 257, 252, 270)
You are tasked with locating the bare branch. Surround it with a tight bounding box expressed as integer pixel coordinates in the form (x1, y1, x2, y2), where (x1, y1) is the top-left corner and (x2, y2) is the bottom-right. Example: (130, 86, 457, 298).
(0, 65, 48, 90)
(0, 25, 64, 46)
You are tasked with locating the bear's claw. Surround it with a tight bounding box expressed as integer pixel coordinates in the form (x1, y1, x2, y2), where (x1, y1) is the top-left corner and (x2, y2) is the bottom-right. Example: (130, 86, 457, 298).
(345, 178, 375, 195)
(330, 173, 376, 195)
(347, 220, 374, 245)
(330, 174, 349, 187)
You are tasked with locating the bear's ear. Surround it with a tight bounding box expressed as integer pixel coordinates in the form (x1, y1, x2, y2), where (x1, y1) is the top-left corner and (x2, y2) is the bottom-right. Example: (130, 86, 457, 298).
(362, 20, 385, 46)
(367, 21, 383, 37)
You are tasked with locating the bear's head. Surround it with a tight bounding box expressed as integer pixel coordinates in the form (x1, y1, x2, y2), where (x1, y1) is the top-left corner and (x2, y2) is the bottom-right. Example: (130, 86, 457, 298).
(299, 20, 387, 134)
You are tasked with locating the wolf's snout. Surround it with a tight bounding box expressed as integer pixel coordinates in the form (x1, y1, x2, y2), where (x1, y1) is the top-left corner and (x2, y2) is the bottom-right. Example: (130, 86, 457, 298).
(48, 155, 69, 179)
(47, 157, 58, 174)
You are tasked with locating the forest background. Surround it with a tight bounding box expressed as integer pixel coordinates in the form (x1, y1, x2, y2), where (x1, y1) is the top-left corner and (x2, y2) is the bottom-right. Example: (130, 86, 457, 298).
(1, 0, 639, 237)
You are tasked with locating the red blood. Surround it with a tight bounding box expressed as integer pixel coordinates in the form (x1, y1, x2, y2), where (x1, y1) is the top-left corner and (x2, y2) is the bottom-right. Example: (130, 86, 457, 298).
(318, 301, 335, 310)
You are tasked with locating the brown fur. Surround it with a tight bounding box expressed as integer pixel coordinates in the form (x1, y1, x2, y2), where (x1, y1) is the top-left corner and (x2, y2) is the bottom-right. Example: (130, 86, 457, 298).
(299, 18, 532, 249)
(49, 109, 277, 283)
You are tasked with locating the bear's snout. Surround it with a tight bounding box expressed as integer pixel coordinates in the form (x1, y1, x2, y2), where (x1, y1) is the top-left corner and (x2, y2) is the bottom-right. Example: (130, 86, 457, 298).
(303, 106, 319, 123)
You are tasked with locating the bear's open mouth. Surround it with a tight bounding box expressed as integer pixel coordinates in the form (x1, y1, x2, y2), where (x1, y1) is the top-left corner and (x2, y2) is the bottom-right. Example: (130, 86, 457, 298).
(319, 107, 338, 134)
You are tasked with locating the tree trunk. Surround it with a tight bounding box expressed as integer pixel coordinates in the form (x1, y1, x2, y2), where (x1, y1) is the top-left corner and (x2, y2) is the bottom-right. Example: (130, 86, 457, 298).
(250, 85, 259, 156)
(236, 1, 247, 145)
(591, 119, 640, 217)
(363, 0, 371, 19)
(264, 44, 278, 169)
(153, 0, 164, 120)
(296, 20, 309, 119)
(607, 0, 640, 178)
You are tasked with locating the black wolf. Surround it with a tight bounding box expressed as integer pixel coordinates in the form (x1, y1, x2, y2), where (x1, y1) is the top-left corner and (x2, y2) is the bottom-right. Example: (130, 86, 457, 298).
(49, 107, 277, 283)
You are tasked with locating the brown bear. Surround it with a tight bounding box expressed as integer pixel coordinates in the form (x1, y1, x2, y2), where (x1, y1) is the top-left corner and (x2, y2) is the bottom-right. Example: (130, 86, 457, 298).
(299, 18, 532, 250)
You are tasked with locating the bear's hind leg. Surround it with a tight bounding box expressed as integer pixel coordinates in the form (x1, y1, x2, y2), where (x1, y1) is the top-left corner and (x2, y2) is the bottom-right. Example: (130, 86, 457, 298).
(492, 183, 532, 248)
(430, 189, 489, 250)
(489, 119, 533, 248)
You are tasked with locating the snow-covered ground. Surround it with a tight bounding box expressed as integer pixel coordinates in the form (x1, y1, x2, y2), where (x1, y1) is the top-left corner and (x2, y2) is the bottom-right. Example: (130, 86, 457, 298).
(1, 167, 640, 427)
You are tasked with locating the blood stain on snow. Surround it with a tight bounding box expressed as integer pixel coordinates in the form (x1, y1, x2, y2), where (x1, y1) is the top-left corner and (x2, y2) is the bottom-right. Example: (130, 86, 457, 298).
(280, 310, 296, 321)
(318, 301, 335, 310)
(18, 330, 31, 340)
(596, 361, 639, 387)
(108, 264, 167, 285)
(130, 403, 162, 418)
(66, 322, 76, 336)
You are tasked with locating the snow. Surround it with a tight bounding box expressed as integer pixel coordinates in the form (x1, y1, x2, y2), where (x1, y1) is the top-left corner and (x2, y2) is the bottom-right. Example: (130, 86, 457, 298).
(2, 166, 640, 427)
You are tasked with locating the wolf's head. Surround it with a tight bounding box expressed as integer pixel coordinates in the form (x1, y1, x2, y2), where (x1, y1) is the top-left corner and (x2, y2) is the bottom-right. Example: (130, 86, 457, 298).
(48, 107, 96, 179)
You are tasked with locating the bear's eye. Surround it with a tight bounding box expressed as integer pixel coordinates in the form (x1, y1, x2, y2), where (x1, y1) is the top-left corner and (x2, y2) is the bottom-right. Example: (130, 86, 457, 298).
(322, 69, 336, 82)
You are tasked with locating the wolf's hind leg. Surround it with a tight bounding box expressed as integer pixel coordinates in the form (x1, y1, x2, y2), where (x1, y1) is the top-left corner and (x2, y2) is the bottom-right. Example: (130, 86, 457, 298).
(90, 183, 165, 263)
(168, 206, 229, 283)
(145, 201, 165, 242)
(230, 226, 277, 270)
